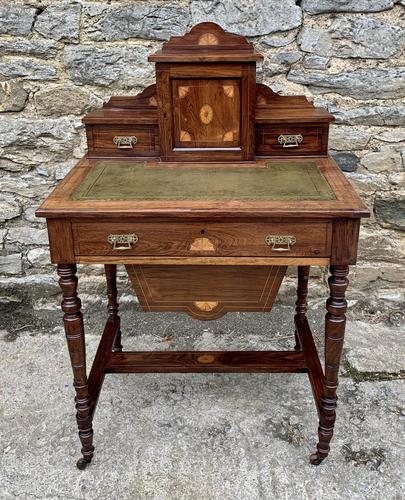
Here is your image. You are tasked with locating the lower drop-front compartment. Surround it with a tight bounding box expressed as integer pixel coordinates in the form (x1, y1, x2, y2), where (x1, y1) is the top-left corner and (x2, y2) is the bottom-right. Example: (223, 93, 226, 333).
(126, 264, 287, 320)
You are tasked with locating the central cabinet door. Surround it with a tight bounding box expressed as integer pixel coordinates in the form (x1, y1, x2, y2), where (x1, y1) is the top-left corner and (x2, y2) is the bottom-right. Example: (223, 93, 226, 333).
(172, 78, 241, 149)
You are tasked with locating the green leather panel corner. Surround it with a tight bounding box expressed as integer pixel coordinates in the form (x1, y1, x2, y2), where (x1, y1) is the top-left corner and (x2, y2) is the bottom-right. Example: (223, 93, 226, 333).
(71, 161, 335, 201)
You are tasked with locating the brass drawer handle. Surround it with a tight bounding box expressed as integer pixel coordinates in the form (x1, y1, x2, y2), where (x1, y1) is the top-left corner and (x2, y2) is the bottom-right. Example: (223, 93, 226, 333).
(278, 134, 303, 148)
(108, 233, 138, 250)
(265, 235, 296, 252)
(113, 136, 138, 149)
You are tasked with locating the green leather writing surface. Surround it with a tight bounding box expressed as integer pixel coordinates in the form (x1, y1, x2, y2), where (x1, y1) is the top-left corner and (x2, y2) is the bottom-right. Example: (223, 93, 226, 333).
(72, 161, 335, 201)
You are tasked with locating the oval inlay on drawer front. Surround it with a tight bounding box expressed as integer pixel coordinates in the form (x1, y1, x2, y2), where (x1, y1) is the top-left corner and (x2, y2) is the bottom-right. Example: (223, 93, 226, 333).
(72, 221, 332, 258)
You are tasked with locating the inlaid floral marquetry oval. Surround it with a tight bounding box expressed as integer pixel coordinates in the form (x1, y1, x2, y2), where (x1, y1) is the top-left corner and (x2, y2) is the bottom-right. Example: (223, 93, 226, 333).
(197, 354, 216, 364)
(189, 237, 215, 251)
(194, 301, 219, 312)
(198, 33, 219, 45)
(199, 104, 214, 125)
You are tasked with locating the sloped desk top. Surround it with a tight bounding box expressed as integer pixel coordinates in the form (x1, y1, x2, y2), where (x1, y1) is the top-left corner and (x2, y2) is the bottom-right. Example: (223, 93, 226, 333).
(71, 160, 335, 202)
(37, 156, 368, 219)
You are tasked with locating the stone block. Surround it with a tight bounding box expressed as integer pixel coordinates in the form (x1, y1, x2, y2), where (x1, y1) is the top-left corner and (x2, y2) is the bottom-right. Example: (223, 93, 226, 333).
(348, 173, 384, 197)
(0, 175, 54, 198)
(7, 227, 49, 246)
(34, 85, 102, 116)
(0, 39, 59, 59)
(272, 51, 302, 65)
(303, 55, 329, 70)
(64, 45, 154, 87)
(27, 248, 51, 267)
(0, 117, 77, 165)
(332, 152, 359, 172)
(0, 159, 24, 173)
(374, 193, 405, 231)
(361, 146, 402, 173)
(0, 4, 37, 36)
(262, 32, 296, 48)
(88, 2, 190, 41)
(0, 195, 21, 222)
(329, 126, 371, 151)
(0, 59, 57, 81)
(34, 2, 81, 42)
(301, 0, 396, 15)
(288, 67, 405, 99)
(0, 253, 22, 276)
(298, 17, 404, 59)
(334, 105, 405, 127)
(376, 129, 405, 143)
(359, 228, 405, 263)
(191, 0, 302, 36)
(0, 80, 28, 112)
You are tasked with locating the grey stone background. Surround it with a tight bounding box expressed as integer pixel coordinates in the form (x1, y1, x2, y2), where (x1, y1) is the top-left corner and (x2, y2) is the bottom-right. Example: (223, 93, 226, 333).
(0, 0, 404, 316)
(0, 2, 405, 499)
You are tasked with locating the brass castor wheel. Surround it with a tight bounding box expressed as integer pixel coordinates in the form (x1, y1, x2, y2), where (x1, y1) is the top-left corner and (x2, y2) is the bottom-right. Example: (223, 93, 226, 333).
(76, 457, 91, 470)
(309, 452, 325, 465)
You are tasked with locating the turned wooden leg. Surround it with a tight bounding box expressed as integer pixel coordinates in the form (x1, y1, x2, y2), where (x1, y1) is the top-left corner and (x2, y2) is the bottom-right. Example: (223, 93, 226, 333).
(58, 264, 94, 470)
(105, 264, 122, 352)
(310, 265, 349, 465)
(294, 266, 310, 351)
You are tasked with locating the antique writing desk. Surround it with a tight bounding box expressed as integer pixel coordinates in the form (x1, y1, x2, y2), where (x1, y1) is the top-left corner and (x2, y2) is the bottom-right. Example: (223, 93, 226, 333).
(36, 23, 369, 469)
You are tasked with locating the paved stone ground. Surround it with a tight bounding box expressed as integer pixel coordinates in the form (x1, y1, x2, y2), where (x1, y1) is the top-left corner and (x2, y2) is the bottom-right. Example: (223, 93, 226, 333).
(1, 301, 404, 500)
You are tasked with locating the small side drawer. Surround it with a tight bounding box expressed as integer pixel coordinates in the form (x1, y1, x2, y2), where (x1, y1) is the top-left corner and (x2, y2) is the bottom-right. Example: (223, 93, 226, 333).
(73, 221, 332, 257)
(86, 125, 159, 157)
(255, 124, 328, 156)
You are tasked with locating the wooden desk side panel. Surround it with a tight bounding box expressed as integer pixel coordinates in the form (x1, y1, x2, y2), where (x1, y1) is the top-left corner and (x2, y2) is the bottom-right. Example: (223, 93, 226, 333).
(331, 218, 360, 265)
(47, 219, 75, 263)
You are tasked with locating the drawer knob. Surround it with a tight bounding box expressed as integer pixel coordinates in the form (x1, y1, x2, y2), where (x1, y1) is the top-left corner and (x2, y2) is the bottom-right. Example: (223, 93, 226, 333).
(113, 136, 138, 149)
(278, 134, 303, 148)
(265, 235, 296, 252)
(108, 233, 138, 250)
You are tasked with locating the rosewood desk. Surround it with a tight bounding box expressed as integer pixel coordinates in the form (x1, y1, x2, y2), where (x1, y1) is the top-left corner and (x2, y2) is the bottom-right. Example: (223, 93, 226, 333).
(36, 23, 369, 469)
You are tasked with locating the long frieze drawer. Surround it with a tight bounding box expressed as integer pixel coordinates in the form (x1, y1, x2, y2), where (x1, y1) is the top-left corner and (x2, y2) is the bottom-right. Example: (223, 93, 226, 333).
(86, 125, 159, 156)
(73, 221, 332, 257)
(255, 124, 328, 156)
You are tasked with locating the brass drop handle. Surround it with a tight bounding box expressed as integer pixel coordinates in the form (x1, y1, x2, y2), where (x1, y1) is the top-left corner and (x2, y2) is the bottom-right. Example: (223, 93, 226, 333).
(265, 235, 296, 252)
(278, 134, 303, 148)
(113, 136, 138, 149)
(108, 233, 138, 250)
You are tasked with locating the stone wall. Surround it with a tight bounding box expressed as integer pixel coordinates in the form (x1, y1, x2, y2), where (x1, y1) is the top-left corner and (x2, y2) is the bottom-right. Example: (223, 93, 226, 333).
(0, 0, 404, 316)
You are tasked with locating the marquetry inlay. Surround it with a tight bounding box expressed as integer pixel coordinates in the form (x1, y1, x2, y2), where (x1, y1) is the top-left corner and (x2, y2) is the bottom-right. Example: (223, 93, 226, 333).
(180, 130, 192, 141)
(178, 86, 190, 98)
(198, 33, 219, 45)
(199, 104, 214, 125)
(194, 301, 219, 312)
(223, 85, 234, 98)
(149, 95, 157, 106)
(189, 237, 215, 251)
(197, 354, 216, 363)
(223, 131, 234, 142)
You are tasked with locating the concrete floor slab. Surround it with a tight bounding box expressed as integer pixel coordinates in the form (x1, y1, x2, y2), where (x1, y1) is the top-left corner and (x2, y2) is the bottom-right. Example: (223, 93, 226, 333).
(1, 305, 404, 499)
